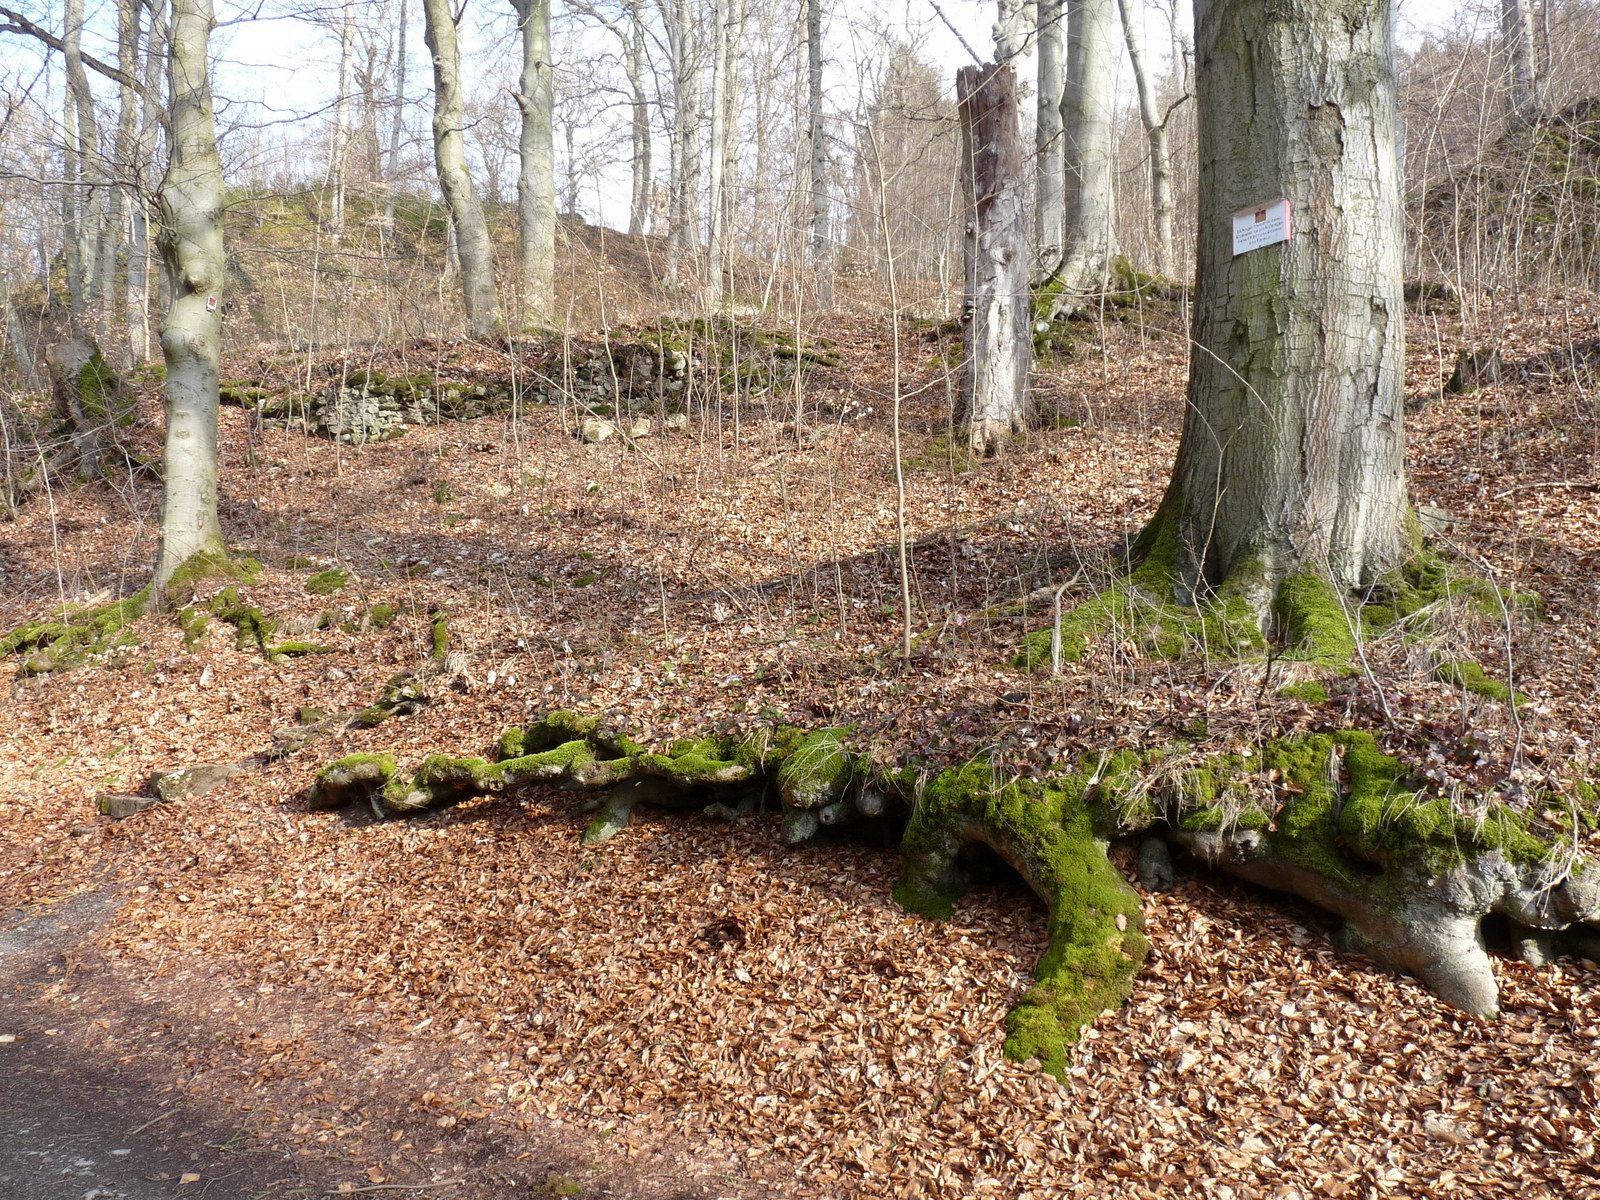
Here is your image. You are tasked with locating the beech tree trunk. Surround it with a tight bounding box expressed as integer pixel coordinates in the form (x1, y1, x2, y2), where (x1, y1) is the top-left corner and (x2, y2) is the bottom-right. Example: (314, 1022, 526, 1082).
(330, 0, 355, 236)
(1159, 0, 1408, 606)
(1035, 0, 1065, 267)
(958, 62, 1031, 458)
(1501, 0, 1538, 122)
(152, 0, 226, 594)
(62, 0, 101, 330)
(511, 0, 556, 324)
(805, 0, 830, 304)
(1116, 0, 1174, 274)
(626, 6, 651, 237)
(385, 0, 408, 224)
(422, 0, 502, 337)
(1052, 0, 1119, 304)
(702, 0, 730, 306)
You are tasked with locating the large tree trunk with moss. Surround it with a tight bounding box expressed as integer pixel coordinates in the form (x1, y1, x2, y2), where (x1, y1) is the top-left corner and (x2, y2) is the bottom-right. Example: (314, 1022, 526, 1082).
(1157, 0, 1408, 615)
(958, 62, 1032, 458)
(151, 0, 227, 596)
(422, 0, 502, 338)
(511, 0, 555, 325)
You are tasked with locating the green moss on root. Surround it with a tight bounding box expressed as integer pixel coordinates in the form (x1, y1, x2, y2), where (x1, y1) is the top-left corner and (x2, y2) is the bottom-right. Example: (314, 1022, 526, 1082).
(1015, 503, 1265, 670)
(895, 758, 1148, 1078)
(775, 728, 857, 809)
(0, 589, 150, 674)
(309, 752, 399, 810)
(305, 568, 349, 595)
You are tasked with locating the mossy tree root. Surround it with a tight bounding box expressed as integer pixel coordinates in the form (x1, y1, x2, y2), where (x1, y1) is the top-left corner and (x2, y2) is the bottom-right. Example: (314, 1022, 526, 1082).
(894, 759, 1148, 1076)
(308, 715, 1600, 1079)
(1174, 730, 1600, 1017)
(1019, 500, 1531, 698)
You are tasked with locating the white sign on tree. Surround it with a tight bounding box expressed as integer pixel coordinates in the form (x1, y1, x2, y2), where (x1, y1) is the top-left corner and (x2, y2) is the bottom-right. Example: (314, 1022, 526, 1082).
(1232, 197, 1292, 256)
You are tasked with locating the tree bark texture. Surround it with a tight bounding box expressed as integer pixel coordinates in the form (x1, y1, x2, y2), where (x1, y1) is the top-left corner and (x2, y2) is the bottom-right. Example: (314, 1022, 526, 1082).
(1167, 0, 1407, 603)
(1054, 0, 1119, 302)
(63, 0, 102, 329)
(152, 0, 226, 595)
(958, 62, 1031, 458)
(805, 0, 831, 305)
(422, 0, 502, 337)
(1500, 0, 1538, 121)
(385, 0, 408, 224)
(1116, 0, 1174, 274)
(1035, 0, 1065, 267)
(512, 0, 556, 324)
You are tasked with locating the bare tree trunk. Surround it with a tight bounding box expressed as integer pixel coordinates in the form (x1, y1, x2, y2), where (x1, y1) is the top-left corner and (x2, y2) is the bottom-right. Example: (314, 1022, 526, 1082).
(62, 0, 100, 329)
(1035, 0, 1065, 268)
(1501, 0, 1539, 122)
(994, 0, 1033, 59)
(386, 0, 408, 224)
(958, 62, 1031, 458)
(421, 0, 502, 337)
(660, 0, 702, 289)
(805, 0, 830, 305)
(511, 0, 555, 324)
(702, 0, 732, 306)
(1157, 0, 1407, 608)
(627, 5, 651, 237)
(98, 0, 144, 358)
(152, 0, 227, 595)
(1053, 0, 1119, 305)
(331, 0, 356, 235)
(1116, 0, 1173, 274)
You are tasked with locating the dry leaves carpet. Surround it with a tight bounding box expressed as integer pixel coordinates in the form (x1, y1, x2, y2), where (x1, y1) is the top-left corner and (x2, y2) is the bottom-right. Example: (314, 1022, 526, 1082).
(1, 300, 1598, 1198)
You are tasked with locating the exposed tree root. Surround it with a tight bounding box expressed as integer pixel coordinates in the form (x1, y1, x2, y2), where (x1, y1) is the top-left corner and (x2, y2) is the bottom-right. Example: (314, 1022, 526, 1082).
(306, 712, 1600, 1077)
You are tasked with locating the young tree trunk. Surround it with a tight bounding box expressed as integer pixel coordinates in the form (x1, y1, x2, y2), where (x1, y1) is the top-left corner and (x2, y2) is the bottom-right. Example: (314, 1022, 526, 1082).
(1500, 0, 1538, 122)
(805, 0, 830, 305)
(511, 0, 556, 324)
(1116, 0, 1173, 275)
(421, 0, 502, 337)
(626, 5, 651, 237)
(1035, 0, 1065, 267)
(331, 0, 356, 236)
(660, 0, 702, 289)
(386, 0, 408, 224)
(99, 0, 144, 355)
(1157, 0, 1408, 609)
(1052, 0, 1119, 305)
(958, 62, 1031, 458)
(152, 0, 227, 595)
(702, 0, 729, 306)
(62, 0, 101, 330)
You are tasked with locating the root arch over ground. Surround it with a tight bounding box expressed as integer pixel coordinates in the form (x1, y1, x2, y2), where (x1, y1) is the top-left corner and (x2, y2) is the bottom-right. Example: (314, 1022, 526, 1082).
(308, 709, 1600, 1079)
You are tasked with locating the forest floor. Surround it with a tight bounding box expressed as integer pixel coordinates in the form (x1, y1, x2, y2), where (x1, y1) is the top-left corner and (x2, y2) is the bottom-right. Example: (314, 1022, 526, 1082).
(2, 295, 1599, 1199)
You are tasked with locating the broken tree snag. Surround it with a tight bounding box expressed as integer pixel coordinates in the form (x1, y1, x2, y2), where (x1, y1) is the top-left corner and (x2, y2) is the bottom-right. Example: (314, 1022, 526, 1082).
(957, 61, 1032, 458)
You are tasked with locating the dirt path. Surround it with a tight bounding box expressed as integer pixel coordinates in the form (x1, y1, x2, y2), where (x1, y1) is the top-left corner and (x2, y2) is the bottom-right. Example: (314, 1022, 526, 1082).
(0, 888, 754, 1200)
(0, 891, 323, 1199)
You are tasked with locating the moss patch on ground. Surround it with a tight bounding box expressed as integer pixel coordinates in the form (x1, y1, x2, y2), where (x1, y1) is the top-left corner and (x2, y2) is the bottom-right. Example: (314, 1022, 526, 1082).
(0, 590, 149, 675)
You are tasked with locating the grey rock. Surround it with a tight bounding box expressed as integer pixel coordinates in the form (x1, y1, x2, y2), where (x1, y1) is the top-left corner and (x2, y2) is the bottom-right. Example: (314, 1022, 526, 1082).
(96, 794, 158, 820)
(149, 762, 241, 803)
(1136, 837, 1175, 892)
